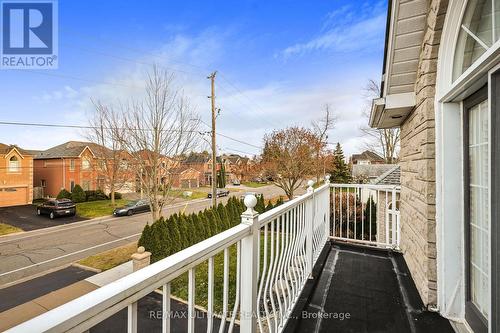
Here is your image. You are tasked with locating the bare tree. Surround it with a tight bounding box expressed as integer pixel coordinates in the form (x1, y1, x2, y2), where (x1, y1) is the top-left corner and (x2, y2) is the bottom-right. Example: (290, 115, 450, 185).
(360, 79, 400, 163)
(86, 102, 132, 207)
(122, 66, 200, 221)
(311, 104, 336, 182)
(262, 127, 318, 199)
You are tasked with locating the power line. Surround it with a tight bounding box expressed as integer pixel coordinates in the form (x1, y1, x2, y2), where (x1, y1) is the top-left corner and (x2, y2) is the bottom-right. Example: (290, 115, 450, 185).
(0, 120, 210, 135)
(197, 119, 262, 150)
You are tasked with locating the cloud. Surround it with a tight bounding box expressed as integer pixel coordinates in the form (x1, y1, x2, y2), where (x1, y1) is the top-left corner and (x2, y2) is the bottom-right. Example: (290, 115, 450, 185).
(279, 2, 387, 60)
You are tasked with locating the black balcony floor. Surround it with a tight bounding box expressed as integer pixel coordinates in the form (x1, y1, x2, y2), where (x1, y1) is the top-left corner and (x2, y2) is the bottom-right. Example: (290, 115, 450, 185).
(285, 242, 454, 333)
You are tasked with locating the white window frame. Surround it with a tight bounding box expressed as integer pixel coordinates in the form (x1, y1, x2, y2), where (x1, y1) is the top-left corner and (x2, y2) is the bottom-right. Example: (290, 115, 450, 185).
(435, 1, 499, 329)
(8, 156, 20, 173)
(82, 158, 91, 170)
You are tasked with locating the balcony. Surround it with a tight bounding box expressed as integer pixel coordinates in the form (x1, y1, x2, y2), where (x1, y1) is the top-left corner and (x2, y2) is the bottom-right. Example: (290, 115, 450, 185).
(6, 182, 453, 333)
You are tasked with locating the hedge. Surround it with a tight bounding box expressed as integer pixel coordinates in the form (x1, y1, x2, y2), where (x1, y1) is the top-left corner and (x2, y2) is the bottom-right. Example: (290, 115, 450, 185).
(138, 195, 283, 263)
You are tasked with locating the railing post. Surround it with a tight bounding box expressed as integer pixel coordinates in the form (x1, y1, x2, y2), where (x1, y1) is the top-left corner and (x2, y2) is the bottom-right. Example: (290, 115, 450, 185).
(391, 187, 397, 248)
(240, 194, 259, 333)
(325, 175, 331, 241)
(306, 180, 314, 276)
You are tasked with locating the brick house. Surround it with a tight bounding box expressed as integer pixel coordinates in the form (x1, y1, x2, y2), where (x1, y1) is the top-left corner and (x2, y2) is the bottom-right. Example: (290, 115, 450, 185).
(0, 144, 33, 207)
(370, 1, 500, 331)
(170, 167, 201, 188)
(34, 141, 136, 197)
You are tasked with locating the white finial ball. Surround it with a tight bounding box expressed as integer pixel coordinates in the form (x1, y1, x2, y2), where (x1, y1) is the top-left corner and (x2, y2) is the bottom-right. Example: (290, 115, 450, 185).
(244, 194, 257, 209)
(137, 246, 145, 254)
(307, 180, 315, 188)
(325, 174, 331, 181)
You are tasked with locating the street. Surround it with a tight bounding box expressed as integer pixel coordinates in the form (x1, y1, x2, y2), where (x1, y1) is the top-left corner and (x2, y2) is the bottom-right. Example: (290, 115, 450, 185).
(0, 184, 293, 287)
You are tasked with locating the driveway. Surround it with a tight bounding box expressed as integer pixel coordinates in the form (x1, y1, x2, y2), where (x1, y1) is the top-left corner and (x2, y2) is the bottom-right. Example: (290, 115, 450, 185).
(0, 205, 87, 231)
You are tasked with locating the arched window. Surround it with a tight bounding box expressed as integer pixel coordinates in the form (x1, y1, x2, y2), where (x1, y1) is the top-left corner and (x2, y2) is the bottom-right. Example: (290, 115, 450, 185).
(82, 158, 91, 170)
(453, 0, 500, 80)
(8, 156, 20, 172)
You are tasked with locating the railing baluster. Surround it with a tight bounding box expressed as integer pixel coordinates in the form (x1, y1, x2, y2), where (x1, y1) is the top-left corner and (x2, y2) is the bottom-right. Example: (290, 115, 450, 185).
(332, 187, 336, 238)
(127, 302, 137, 333)
(162, 283, 171, 333)
(207, 257, 214, 333)
(229, 242, 241, 332)
(391, 187, 397, 248)
(257, 224, 269, 333)
(340, 187, 343, 238)
(361, 187, 365, 240)
(218, 248, 229, 333)
(264, 219, 277, 332)
(188, 268, 196, 333)
(369, 190, 373, 241)
(385, 190, 389, 245)
(354, 187, 357, 240)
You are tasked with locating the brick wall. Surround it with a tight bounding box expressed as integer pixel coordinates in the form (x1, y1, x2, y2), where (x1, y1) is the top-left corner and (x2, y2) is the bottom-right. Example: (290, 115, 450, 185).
(398, 0, 447, 307)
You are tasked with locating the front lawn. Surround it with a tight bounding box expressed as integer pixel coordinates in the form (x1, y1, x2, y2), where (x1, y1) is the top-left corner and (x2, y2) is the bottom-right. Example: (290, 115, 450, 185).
(168, 190, 207, 200)
(242, 181, 267, 188)
(0, 223, 23, 236)
(76, 199, 130, 219)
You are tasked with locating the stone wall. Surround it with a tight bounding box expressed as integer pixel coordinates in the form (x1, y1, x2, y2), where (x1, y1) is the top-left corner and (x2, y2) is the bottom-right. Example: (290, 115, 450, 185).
(398, 0, 448, 307)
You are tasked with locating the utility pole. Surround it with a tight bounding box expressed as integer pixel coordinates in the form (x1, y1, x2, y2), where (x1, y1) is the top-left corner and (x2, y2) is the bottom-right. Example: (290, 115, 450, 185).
(208, 71, 217, 207)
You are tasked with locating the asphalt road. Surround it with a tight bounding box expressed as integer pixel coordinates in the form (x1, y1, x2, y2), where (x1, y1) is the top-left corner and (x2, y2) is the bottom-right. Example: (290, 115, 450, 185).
(0, 185, 293, 287)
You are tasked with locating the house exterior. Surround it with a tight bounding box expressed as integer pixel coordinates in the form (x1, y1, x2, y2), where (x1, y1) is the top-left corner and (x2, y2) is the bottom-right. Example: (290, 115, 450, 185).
(223, 154, 251, 181)
(351, 163, 398, 183)
(370, 1, 500, 331)
(182, 153, 211, 186)
(170, 167, 201, 188)
(34, 141, 136, 198)
(34, 142, 99, 197)
(0, 144, 33, 207)
(350, 150, 386, 165)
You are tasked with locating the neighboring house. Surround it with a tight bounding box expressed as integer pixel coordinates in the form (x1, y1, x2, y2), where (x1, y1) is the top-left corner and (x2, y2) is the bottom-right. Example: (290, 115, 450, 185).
(351, 164, 397, 184)
(34, 141, 136, 198)
(170, 167, 201, 188)
(0, 144, 33, 207)
(34, 141, 99, 197)
(135, 150, 179, 187)
(350, 150, 385, 165)
(223, 154, 251, 181)
(370, 1, 499, 331)
(182, 152, 211, 186)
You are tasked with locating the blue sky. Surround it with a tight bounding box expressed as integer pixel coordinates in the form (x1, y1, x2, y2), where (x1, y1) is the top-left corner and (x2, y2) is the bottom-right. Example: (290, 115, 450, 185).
(0, 0, 388, 157)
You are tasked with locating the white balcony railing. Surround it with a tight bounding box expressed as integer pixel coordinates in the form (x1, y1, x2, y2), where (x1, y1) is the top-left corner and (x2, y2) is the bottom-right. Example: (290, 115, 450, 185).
(7, 183, 330, 333)
(6, 180, 398, 333)
(330, 184, 401, 249)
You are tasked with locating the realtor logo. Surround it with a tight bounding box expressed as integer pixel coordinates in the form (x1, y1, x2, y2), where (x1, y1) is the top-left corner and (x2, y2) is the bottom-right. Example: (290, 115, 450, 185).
(1, 0, 58, 69)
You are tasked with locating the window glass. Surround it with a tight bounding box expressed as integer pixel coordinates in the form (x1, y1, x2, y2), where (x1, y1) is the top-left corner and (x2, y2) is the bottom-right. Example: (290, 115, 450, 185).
(468, 99, 490, 317)
(453, 0, 499, 80)
(8, 156, 20, 172)
(82, 158, 90, 170)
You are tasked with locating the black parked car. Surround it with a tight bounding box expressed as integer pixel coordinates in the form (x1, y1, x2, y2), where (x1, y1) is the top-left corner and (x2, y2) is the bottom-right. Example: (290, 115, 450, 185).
(113, 199, 150, 216)
(207, 189, 230, 198)
(37, 199, 76, 219)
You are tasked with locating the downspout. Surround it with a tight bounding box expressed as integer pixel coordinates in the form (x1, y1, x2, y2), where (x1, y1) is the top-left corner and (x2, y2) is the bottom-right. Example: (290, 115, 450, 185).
(62, 158, 65, 191)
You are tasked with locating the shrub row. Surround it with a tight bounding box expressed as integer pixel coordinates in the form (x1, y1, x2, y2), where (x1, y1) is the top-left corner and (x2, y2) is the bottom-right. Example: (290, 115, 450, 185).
(139, 195, 284, 263)
(56, 186, 121, 203)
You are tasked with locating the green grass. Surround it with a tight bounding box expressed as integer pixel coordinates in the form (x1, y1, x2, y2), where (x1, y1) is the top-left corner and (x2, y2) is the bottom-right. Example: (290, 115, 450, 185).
(78, 242, 137, 271)
(242, 181, 267, 188)
(76, 199, 130, 219)
(169, 190, 207, 200)
(81, 233, 277, 313)
(0, 223, 23, 236)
